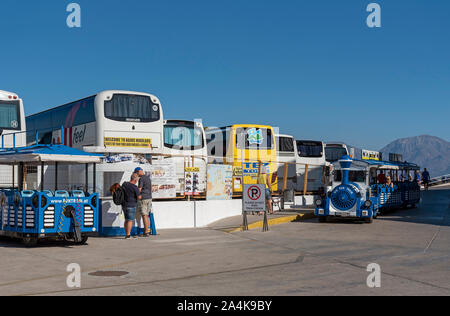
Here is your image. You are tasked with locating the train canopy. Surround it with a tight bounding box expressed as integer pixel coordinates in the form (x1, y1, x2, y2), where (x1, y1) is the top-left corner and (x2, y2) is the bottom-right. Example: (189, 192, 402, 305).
(0, 145, 103, 165)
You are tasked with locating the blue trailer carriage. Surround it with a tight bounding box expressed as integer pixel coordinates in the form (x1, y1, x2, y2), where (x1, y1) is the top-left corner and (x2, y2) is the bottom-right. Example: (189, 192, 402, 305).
(0, 144, 103, 246)
(314, 156, 421, 223)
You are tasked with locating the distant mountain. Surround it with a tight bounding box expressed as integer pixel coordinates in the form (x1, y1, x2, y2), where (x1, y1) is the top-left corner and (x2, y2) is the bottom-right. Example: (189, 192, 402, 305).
(380, 135, 450, 178)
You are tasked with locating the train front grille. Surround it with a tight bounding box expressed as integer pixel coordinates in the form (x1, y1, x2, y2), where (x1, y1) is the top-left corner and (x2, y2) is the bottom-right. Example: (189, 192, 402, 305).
(25, 206, 35, 228)
(43, 206, 55, 228)
(84, 206, 94, 227)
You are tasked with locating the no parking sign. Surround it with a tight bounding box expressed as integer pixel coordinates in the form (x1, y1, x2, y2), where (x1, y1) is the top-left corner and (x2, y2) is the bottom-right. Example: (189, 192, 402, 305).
(243, 184, 266, 212)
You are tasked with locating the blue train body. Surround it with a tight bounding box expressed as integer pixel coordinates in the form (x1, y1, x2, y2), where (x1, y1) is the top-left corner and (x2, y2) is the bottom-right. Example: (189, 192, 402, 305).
(0, 190, 99, 245)
(315, 155, 421, 223)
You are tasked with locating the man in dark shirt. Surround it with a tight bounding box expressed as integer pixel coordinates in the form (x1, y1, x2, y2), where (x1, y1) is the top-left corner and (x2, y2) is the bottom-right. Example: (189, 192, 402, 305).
(135, 167, 153, 237)
(422, 168, 431, 190)
(122, 173, 141, 239)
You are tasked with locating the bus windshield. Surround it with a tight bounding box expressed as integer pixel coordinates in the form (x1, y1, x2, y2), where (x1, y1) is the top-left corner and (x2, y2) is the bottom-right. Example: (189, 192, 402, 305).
(277, 137, 295, 153)
(104, 94, 160, 123)
(296, 141, 323, 158)
(164, 122, 204, 150)
(325, 146, 348, 162)
(0, 101, 20, 130)
(236, 128, 274, 150)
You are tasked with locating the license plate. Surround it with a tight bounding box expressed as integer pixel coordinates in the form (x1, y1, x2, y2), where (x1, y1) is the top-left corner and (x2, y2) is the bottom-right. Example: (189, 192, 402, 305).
(339, 212, 350, 217)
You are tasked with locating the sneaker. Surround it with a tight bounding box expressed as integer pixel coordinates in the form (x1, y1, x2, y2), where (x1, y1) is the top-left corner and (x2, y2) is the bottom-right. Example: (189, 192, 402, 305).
(125, 235, 131, 240)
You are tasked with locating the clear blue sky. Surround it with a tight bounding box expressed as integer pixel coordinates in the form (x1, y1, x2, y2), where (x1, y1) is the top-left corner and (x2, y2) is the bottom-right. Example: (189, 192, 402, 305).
(1, 0, 449, 149)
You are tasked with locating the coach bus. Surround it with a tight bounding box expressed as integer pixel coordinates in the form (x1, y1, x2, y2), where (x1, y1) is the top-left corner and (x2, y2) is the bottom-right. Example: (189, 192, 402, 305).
(162, 120, 207, 196)
(206, 124, 278, 194)
(0, 90, 26, 188)
(325, 143, 349, 163)
(296, 140, 328, 193)
(25, 90, 164, 193)
(275, 134, 297, 192)
(26, 90, 164, 153)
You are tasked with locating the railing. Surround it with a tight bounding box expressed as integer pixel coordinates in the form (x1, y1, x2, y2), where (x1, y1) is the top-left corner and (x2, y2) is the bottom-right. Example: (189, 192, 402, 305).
(0, 126, 65, 151)
(428, 174, 450, 186)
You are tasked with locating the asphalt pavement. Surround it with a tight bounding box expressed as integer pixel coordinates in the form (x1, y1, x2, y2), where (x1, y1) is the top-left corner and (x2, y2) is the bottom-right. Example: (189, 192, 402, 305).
(0, 187, 448, 296)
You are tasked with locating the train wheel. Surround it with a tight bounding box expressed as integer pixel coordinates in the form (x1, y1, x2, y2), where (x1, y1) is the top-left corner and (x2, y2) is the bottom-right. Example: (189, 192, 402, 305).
(22, 237, 38, 247)
(318, 216, 327, 223)
(76, 236, 89, 245)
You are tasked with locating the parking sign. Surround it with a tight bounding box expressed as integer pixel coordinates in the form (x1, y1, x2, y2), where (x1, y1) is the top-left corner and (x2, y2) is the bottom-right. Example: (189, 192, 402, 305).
(243, 184, 266, 212)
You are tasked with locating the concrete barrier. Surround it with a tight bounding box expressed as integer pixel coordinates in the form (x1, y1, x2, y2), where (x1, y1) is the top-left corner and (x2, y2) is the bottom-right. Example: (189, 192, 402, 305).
(100, 198, 243, 236)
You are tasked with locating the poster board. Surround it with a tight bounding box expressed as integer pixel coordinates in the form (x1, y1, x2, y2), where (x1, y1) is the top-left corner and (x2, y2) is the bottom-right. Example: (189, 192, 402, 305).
(151, 161, 177, 199)
(206, 164, 233, 200)
(185, 167, 201, 196)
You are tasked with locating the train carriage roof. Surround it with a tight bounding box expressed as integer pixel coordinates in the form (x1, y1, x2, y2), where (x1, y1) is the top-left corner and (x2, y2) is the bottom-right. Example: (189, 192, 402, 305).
(333, 158, 419, 171)
(0, 145, 103, 165)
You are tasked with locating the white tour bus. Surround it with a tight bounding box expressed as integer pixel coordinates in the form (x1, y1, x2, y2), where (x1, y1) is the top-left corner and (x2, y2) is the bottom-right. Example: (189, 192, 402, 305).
(26, 90, 165, 194)
(296, 140, 328, 193)
(275, 134, 297, 191)
(325, 143, 349, 163)
(162, 120, 207, 196)
(26, 90, 163, 153)
(0, 90, 26, 188)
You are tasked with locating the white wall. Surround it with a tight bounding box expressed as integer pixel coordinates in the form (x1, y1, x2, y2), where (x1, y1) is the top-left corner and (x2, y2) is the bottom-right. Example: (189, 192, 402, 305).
(100, 196, 313, 236)
(100, 198, 242, 235)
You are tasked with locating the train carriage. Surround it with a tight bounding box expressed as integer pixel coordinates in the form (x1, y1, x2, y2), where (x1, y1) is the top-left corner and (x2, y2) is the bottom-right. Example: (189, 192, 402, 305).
(0, 132, 102, 246)
(315, 155, 421, 223)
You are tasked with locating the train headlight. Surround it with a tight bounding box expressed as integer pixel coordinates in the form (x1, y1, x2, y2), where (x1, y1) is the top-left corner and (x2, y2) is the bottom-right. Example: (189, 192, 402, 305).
(364, 200, 372, 208)
(315, 199, 323, 207)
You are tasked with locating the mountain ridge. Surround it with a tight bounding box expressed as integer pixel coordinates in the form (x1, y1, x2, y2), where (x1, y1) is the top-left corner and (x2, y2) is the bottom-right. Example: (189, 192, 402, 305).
(379, 135, 450, 178)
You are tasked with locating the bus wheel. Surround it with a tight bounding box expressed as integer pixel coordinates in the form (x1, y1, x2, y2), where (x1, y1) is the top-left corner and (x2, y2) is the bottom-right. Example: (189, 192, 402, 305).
(22, 237, 38, 247)
(318, 216, 327, 223)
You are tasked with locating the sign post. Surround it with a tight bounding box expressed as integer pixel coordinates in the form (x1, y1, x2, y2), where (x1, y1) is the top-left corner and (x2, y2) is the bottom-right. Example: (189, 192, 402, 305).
(243, 184, 268, 232)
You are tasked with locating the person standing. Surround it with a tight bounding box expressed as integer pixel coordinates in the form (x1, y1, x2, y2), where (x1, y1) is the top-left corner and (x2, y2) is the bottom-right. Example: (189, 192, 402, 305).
(258, 166, 274, 215)
(122, 173, 142, 239)
(422, 168, 431, 190)
(135, 167, 153, 237)
(414, 170, 421, 184)
(377, 171, 386, 184)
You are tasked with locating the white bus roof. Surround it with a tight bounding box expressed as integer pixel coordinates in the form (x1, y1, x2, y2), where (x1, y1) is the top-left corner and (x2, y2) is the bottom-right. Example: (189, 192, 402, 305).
(275, 134, 294, 139)
(0, 90, 19, 101)
(27, 90, 161, 117)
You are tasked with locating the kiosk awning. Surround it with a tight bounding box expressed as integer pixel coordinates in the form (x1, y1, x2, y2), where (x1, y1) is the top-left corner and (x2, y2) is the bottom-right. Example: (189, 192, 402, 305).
(0, 145, 103, 165)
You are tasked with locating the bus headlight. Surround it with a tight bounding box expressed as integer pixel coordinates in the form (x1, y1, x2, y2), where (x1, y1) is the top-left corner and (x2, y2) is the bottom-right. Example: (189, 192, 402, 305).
(315, 199, 323, 207)
(364, 200, 372, 208)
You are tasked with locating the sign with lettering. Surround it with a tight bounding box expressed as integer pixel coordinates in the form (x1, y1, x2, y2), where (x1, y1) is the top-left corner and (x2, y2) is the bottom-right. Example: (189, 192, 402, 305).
(104, 137, 152, 148)
(243, 184, 266, 212)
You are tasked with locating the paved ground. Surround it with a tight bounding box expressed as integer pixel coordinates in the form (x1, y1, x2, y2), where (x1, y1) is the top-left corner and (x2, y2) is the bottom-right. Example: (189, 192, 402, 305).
(0, 188, 449, 296)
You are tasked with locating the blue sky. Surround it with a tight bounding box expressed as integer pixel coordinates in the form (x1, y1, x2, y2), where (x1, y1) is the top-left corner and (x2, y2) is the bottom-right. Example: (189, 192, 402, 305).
(1, 0, 449, 149)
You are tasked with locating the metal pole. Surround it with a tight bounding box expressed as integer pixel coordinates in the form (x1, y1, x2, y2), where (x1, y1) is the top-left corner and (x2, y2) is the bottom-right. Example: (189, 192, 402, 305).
(12, 163, 15, 190)
(41, 162, 44, 191)
(93, 163, 97, 194)
(55, 162, 58, 191)
(262, 210, 269, 232)
(85, 163, 89, 193)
